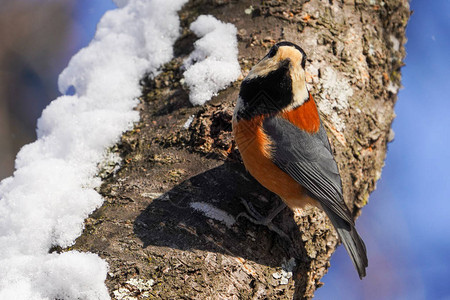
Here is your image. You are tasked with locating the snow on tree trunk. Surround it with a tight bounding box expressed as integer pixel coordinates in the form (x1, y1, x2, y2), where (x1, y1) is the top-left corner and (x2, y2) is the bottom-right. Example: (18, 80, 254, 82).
(72, 0, 410, 298)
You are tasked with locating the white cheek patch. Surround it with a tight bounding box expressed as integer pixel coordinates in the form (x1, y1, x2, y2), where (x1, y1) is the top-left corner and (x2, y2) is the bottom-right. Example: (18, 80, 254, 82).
(282, 66, 309, 112)
(291, 68, 309, 105)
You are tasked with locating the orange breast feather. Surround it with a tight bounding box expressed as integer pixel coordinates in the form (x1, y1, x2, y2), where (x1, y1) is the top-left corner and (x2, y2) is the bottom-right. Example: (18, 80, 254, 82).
(233, 116, 318, 209)
(281, 94, 320, 134)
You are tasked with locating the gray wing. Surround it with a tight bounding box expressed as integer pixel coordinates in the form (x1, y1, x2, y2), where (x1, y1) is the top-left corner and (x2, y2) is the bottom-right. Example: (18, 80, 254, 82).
(263, 116, 368, 278)
(263, 115, 354, 225)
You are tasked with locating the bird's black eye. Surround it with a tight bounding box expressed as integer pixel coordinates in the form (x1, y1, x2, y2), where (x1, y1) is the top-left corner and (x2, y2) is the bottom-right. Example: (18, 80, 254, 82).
(267, 45, 278, 58)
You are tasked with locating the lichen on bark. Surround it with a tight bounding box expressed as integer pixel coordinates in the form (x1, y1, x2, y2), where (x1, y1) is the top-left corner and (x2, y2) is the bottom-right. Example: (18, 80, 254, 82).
(71, 1, 410, 299)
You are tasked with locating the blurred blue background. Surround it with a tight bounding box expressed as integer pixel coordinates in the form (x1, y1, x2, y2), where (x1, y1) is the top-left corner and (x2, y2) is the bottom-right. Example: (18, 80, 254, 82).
(317, 0, 450, 299)
(0, 0, 115, 179)
(0, 0, 448, 299)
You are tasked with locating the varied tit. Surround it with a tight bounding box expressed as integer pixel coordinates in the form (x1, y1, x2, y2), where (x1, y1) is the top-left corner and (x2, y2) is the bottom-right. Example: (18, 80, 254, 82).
(232, 41, 368, 279)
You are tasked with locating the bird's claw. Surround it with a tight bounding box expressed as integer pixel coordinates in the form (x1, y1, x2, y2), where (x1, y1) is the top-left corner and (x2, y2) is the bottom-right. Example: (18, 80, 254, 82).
(237, 197, 290, 241)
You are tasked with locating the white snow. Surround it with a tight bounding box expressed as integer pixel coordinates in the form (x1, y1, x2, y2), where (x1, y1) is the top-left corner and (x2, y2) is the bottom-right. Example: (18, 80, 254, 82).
(387, 81, 401, 94)
(271, 257, 296, 286)
(183, 114, 195, 129)
(390, 34, 400, 52)
(190, 202, 236, 228)
(0, 0, 188, 298)
(183, 15, 241, 105)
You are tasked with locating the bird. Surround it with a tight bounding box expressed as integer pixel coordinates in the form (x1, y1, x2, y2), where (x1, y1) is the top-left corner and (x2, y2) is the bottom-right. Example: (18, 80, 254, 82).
(232, 41, 368, 279)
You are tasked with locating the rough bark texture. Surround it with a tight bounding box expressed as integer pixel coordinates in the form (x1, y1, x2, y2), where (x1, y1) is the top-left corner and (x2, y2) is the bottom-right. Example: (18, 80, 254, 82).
(70, 1, 410, 299)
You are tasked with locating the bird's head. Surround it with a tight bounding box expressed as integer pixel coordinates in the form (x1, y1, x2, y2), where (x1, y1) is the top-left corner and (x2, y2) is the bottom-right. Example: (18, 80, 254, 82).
(234, 41, 309, 121)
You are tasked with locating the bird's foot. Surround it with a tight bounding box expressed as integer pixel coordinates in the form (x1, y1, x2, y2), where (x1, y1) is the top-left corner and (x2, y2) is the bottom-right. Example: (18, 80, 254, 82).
(237, 197, 290, 241)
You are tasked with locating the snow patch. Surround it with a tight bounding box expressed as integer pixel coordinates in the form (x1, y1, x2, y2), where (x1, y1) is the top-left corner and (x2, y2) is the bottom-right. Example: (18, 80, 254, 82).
(387, 81, 400, 94)
(183, 15, 241, 105)
(183, 114, 195, 129)
(190, 202, 236, 228)
(272, 257, 296, 286)
(368, 44, 375, 56)
(317, 67, 353, 132)
(0, 0, 188, 298)
(390, 34, 400, 52)
(0, 252, 109, 300)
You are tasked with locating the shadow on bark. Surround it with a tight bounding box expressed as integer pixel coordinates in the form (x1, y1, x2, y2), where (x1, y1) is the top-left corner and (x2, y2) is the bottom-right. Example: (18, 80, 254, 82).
(134, 160, 311, 295)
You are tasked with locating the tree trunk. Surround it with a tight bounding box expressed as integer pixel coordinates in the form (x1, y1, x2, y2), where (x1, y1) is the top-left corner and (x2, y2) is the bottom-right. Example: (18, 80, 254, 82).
(71, 1, 410, 299)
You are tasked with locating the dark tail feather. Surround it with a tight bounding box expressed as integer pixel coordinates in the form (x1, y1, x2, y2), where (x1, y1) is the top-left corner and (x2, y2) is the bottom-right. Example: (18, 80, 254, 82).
(322, 206, 368, 279)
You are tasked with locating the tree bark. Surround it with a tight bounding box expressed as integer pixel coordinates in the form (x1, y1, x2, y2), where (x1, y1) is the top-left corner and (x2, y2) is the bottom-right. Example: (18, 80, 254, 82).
(71, 1, 410, 299)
